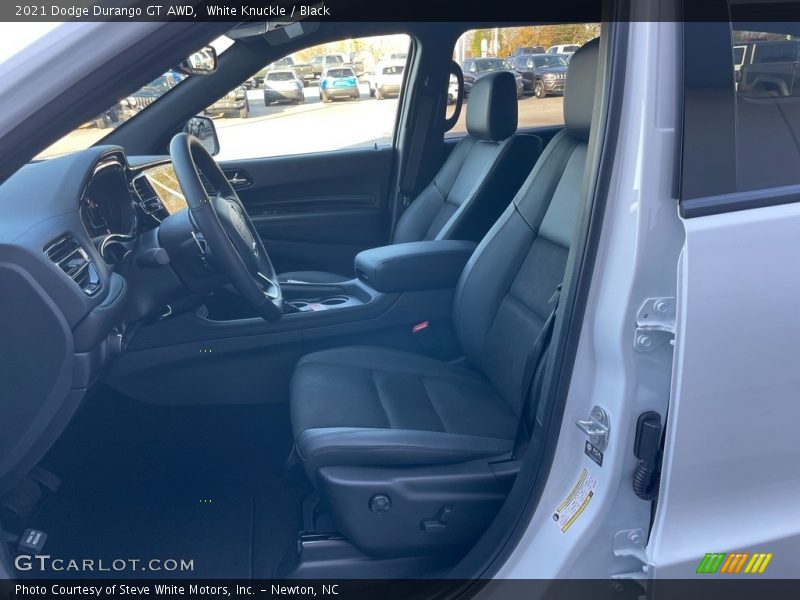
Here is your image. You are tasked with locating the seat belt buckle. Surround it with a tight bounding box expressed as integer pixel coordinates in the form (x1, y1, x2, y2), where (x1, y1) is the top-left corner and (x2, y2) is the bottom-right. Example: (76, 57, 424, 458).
(412, 321, 440, 354)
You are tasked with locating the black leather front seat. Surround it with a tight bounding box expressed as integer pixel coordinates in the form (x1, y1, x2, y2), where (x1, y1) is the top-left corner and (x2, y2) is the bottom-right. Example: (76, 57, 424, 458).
(280, 71, 542, 284)
(289, 39, 599, 556)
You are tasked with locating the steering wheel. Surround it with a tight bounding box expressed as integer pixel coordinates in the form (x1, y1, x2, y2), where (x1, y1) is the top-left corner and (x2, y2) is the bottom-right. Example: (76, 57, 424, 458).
(170, 133, 283, 321)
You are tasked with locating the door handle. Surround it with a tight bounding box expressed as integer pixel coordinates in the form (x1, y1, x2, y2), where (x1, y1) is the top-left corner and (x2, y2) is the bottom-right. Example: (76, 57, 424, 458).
(223, 169, 253, 189)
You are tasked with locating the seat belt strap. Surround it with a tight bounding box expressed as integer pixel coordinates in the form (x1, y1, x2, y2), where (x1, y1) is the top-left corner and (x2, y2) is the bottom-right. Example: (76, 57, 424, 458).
(399, 82, 436, 207)
(513, 283, 562, 458)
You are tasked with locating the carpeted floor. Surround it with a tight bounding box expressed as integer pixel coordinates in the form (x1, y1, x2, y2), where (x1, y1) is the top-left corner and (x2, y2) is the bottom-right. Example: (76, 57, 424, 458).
(23, 386, 308, 579)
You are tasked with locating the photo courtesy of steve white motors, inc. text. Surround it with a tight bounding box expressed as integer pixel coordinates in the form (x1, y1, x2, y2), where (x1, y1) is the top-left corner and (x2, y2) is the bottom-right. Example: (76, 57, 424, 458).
(15, 2, 333, 19)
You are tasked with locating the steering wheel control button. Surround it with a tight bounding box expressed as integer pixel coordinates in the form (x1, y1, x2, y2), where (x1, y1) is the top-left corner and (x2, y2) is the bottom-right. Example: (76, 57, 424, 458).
(369, 494, 391, 514)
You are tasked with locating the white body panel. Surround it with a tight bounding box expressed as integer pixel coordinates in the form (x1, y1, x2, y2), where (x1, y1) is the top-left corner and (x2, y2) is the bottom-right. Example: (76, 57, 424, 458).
(648, 202, 800, 577)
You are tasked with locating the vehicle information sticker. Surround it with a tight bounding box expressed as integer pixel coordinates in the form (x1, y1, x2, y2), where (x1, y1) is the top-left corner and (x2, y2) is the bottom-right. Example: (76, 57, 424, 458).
(552, 468, 596, 533)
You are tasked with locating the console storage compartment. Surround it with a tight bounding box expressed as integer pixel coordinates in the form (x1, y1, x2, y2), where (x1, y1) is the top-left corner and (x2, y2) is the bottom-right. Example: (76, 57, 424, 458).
(354, 240, 476, 293)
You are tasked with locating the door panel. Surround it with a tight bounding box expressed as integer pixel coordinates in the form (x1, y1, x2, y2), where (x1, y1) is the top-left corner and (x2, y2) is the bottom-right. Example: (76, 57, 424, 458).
(221, 146, 393, 276)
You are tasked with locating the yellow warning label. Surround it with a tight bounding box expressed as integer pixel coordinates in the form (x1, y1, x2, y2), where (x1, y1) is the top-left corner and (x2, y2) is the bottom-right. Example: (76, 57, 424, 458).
(552, 468, 596, 533)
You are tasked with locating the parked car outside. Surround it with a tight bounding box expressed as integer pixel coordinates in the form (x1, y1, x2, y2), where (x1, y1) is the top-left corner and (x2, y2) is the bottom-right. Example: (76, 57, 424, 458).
(734, 44, 748, 80)
(462, 57, 524, 98)
(371, 61, 405, 99)
(267, 56, 315, 87)
(122, 75, 176, 116)
(310, 54, 347, 80)
(263, 70, 305, 105)
(511, 53, 568, 97)
(319, 66, 360, 102)
(204, 85, 249, 118)
(546, 44, 581, 55)
(381, 52, 408, 61)
(349, 50, 376, 78)
(737, 40, 800, 96)
(447, 74, 459, 104)
(509, 46, 545, 57)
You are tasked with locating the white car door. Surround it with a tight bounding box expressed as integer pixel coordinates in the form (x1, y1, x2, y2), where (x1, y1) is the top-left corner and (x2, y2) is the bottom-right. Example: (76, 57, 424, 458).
(648, 19, 800, 578)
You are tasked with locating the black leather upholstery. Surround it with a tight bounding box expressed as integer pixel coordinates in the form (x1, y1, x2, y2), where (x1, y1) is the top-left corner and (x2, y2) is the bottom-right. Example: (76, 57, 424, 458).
(278, 71, 542, 284)
(291, 347, 516, 473)
(564, 37, 599, 141)
(465, 71, 518, 141)
(290, 39, 599, 475)
(354, 240, 476, 293)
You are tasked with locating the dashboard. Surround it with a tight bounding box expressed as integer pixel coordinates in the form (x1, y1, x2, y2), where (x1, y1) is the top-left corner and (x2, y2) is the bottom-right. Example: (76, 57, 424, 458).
(0, 145, 219, 497)
(77, 153, 208, 264)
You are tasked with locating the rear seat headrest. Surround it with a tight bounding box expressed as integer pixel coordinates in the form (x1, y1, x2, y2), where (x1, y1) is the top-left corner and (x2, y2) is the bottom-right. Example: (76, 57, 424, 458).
(466, 70, 518, 142)
(564, 38, 600, 141)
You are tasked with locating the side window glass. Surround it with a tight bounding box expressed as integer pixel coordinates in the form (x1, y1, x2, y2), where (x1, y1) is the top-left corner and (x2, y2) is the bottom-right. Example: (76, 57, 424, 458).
(205, 34, 410, 161)
(446, 24, 599, 138)
(683, 22, 800, 200)
(735, 30, 800, 191)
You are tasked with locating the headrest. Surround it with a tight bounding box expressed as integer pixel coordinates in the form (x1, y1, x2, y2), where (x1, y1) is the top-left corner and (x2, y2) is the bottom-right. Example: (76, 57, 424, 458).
(466, 70, 518, 142)
(564, 38, 600, 141)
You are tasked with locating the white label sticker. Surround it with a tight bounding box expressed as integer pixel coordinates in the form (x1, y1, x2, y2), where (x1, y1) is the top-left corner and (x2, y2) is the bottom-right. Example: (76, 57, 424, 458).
(552, 468, 596, 533)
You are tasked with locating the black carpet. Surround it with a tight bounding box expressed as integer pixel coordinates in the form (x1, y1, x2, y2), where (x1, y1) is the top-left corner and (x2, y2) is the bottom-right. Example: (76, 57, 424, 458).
(21, 386, 308, 579)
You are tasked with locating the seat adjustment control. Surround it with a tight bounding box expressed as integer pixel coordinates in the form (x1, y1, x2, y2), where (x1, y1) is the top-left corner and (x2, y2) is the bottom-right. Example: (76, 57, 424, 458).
(421, 505, 453, 532)
(369, 493, 391, 513)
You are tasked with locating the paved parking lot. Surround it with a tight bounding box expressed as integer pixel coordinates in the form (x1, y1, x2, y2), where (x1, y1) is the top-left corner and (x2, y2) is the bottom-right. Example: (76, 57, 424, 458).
(214, 85, 564, 160)
(41, 84, 565, 160)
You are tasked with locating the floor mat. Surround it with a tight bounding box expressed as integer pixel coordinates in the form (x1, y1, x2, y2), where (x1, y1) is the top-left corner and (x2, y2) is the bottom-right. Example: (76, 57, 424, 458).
(29, 496, 254, 579)
(19, 386, 308, 579)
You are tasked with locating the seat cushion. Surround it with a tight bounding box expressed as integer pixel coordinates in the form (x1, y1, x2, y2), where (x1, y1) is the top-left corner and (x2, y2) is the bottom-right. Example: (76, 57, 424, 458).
(290, 346, 518, 473)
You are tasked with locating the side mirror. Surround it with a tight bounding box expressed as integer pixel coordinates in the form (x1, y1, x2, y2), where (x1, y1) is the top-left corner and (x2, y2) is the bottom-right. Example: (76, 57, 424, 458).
(184, 116, 219, 156)
(177, 46, 218, 76)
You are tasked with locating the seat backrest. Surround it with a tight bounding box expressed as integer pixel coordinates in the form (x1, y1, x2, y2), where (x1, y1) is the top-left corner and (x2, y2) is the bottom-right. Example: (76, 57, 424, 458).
(392, 71, 542, 245)
(453, 38, 600, 415)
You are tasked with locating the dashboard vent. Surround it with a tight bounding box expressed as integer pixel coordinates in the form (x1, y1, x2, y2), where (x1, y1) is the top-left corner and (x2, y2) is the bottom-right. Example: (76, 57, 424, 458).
(132, 176, 163, 215)
(45, 236, 101, 295)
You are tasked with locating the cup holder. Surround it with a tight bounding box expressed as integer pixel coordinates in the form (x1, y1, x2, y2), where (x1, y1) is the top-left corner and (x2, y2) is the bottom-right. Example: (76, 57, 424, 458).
(287, 295, 353, 312)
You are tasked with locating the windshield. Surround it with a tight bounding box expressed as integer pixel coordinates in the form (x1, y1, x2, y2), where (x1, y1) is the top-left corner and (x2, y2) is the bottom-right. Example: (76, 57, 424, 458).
(534, 56, 567, 67)
(476, 59, 511, 72)
(383, 65, 404, 75)
(33, 35, 232, 160)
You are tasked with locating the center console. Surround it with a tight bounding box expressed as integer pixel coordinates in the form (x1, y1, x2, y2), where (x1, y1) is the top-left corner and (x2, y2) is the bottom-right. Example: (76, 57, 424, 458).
(202, 239, 477, 324)
(116, 240, 478, 406)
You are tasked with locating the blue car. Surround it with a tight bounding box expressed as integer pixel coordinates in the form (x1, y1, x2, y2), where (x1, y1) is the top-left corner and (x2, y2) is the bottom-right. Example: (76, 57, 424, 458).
(319, 67, 360, 102)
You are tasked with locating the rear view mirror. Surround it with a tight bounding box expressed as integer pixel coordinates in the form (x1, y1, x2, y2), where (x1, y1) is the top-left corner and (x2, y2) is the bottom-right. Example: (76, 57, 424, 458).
(177, 46, 218, 76)
(184, 116, 219, 156)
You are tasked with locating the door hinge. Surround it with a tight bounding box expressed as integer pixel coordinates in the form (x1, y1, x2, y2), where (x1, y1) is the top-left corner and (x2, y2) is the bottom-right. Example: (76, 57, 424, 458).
(612, 528, 648, 581)
(634, 297, 676, 352)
